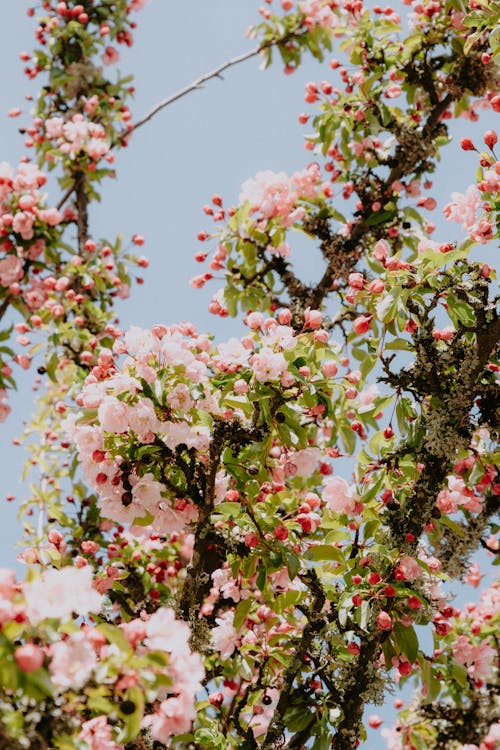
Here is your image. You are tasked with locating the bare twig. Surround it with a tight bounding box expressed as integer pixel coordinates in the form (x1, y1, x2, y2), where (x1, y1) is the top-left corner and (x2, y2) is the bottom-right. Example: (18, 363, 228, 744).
(133, 45, 263, 133)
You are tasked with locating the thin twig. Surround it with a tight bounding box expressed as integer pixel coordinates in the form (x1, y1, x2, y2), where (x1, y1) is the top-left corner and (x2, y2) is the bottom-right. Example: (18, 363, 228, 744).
(132, 45, 263, 132)
(56, 181, 77, 211)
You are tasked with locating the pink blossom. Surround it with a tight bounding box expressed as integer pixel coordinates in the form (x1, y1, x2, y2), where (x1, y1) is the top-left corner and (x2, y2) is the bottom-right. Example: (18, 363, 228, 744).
(49, 632, 97, 689)
(127, 397, 161, 440)
(79, 715, 122, 750)
(304, 307, 323, 329)
(166, 383, 193, 411)
(443, 185, 481, 231)
(437, 475, 482, 514)
(385, 84, 402, 99)
(35, 207, 62, 226)
(45, 117, 64, 138)
(299, 0, 338, 29)
(465, 562, 484, 588)
(212, 610, 238, 660)
(251, 348, 288, 382)
(323, 475, 358, 514)
(0, 255, 23, 286)
(469, 217, 493, 243)
(145, 694, 197, 742)
(98, 396, 129, 433)
(87, 137, 110, 161)
(215, 338, 250, 371)
(145, 606, 193, 654)
(452, 635, 495, 681)
(212, 567, 242, 602)
(0, 568, 15, 600)
(0, 389, 11, 422)
(286, 447, 321, 476)
(24, 565, 103, 623)
(373, 239, 388, 261)
(396, 556, 422, 582)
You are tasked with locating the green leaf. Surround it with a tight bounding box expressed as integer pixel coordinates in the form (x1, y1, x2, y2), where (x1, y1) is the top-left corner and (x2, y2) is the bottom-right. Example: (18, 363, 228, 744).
(439, 515, 466, 538)
(274, 589, 304, 614)
(393, 622, 419, 663)
(284, 550, 300, 580)
(304, 545, 344, 562)
(119, 686, 145, 743)
(446, 293, 475, 327)
(132, 510, 154, 527)
(233, 598, 252, 631)
(97, 624, 133, 655)
(256, 564, 267, 591)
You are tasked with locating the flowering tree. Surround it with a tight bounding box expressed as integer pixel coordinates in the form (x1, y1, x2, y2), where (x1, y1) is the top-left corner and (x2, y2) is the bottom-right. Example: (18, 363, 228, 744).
(0, 1, 498, 750)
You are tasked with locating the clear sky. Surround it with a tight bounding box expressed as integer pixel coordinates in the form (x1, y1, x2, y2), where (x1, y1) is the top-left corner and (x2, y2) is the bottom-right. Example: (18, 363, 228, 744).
(0, 3, 496, 746)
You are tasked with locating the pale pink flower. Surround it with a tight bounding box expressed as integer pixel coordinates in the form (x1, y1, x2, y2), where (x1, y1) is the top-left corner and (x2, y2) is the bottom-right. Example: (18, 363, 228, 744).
(469, 217, 493, 243)
(0, 255, 23, 286)
(262, 324, 296, 351)
(381, 727, 403, 750)
(153, 499, 198, 535)
(98, 396, 129, 434)
(251, 348, 288, 382)
(13, 163, 44, 191)
(145, 606, 192, 654)
(212, 568, 242, 602)
(215, 338, 250, 371)
(131, 473, 165, 511)
(323, 475, 358, 515)
(452, 635, 496, 681)
(239, 170, 288, 208)
(35, 207, 62, 226)
(87, 137, 110, 161)
(437, 476, 482, 514)
(443, 185, 481, 231)
(45, 117, 64, 139)
(79, 715, 121, 750)
(0, 389, 11, 422)
(161, 421, 209, 452)
(212, 610, 238, 660)
(286, 447, 321, 476)
(145, 694, 196, 742)
(24, 565, 103, 623)
(127, 397, 161, 440)
(396, 556, 422, 582)
(124, 326, 158, 356)
(465, 562, 484, 588)
(299, 0, 338, 29)
(49, 632, 97, 688)
(166, 383, 193, 411)
(0, 568, 15, 600)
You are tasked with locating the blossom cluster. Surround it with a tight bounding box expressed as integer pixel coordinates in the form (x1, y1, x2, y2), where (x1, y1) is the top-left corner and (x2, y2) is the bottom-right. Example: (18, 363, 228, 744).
(0, 563, 202, 748)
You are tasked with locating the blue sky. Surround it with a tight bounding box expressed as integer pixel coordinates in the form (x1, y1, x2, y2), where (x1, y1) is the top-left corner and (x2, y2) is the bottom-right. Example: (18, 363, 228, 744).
(0, 3, 496, 746)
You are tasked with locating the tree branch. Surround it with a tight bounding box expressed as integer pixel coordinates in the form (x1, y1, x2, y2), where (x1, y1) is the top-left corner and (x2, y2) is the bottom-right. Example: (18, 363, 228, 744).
(132, 45, 264, 133)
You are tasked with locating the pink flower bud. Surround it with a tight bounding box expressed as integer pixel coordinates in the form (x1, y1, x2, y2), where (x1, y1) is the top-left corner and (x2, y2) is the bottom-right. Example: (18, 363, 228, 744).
(304, 307, 323, 329)
(460, 138, 475, 151)
(484, 130, 498, 149)
(322, 360, 338, 377)
(352, 314, 372, 335)
(376, 611, 393, 630)
(14, 644, 44, 672)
